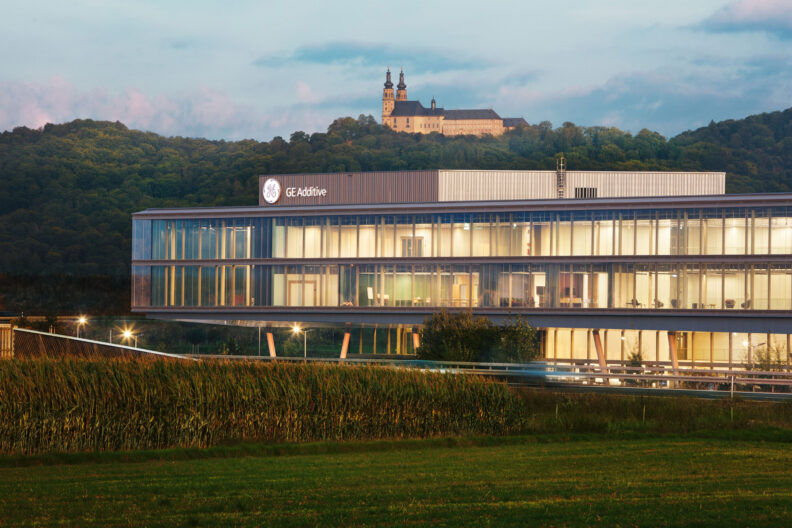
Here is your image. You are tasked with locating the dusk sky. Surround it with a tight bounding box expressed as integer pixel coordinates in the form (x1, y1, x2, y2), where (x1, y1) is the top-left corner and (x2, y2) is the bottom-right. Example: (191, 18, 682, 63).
(1, 0, 790, 141)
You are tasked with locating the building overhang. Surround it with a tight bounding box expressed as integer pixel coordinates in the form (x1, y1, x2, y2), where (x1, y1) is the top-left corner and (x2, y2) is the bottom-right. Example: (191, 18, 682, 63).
(132, 191, 792, 220)
(135, 307, 792, 334)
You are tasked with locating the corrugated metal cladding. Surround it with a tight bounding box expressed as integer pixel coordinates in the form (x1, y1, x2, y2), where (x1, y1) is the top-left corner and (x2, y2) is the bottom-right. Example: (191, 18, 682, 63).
(259, 170, 725, 206)
(565, 172, 725, 198)
(438, 170, 557, 201)
(259, 171, 438, 206)
(438, 170, 725, 201)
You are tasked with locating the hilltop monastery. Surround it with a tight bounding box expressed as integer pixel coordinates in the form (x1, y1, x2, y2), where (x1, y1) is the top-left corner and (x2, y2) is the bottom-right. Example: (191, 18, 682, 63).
(381, 69, 527, 136)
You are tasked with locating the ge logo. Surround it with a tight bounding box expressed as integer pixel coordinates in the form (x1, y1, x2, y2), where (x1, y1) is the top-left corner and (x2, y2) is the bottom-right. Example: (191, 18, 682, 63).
(262, 178, 281, 204)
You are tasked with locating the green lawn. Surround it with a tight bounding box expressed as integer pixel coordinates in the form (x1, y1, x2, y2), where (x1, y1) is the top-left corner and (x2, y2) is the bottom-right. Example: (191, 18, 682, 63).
(2, 434, 792, 527)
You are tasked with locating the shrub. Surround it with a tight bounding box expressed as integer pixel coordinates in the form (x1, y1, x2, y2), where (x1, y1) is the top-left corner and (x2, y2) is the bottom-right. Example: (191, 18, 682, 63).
(745, 343, 788, 372)
(418, 312, 540, 363)
(486, 316, 541, 363)
(417, 311, 494, 362)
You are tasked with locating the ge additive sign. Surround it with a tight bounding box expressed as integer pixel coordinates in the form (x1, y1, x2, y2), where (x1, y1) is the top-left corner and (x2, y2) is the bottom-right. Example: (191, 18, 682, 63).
(262, 178, 281, 204)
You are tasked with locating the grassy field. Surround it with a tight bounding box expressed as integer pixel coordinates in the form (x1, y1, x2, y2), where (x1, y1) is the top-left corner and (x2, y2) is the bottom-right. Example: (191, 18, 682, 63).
(4, 358, 792, 526)
(1, 433, 791, 527)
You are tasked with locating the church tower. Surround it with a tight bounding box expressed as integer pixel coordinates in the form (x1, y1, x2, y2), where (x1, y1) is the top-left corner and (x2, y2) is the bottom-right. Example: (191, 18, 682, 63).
(382, 68, 395, 126)
(396, 68, 407, 101)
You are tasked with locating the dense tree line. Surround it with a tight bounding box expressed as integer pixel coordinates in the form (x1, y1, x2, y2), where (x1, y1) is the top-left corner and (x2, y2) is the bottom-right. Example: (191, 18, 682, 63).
(1, 108, 791, 314)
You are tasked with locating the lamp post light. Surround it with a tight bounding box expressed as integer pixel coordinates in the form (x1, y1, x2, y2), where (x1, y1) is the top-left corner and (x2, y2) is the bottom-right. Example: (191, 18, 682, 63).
(292, 325, 311, 359)
(122, 328, 138, 348)
(76, 316, 87, 338)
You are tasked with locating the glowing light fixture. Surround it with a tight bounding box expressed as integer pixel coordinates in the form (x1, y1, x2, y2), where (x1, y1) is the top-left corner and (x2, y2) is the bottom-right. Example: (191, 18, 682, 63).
(292, 325, 309, 358)
(76, 315, 88, 338)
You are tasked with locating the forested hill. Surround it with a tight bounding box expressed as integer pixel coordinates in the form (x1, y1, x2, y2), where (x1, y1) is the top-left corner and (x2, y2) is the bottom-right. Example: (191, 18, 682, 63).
(0, 108, 791, 313)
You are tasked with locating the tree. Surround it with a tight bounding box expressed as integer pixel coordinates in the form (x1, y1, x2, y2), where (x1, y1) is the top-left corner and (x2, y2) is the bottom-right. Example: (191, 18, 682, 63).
(417, 312, 540, 363)
(185, 327, 205, 354)
(488, 316, 541, 363)
(417, 311, 495, 362)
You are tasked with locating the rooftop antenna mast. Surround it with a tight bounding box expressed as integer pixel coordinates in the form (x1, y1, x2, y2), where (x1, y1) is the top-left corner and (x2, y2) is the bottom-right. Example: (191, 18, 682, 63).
(556, 154, 567, 198)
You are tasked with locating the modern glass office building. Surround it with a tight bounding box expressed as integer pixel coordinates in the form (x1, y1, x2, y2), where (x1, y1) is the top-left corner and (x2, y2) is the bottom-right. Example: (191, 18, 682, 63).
(132, 169, 792, 368)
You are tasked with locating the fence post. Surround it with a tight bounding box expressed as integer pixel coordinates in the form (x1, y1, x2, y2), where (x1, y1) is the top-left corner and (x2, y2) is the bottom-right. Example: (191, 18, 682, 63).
(0, 324, 13, 358)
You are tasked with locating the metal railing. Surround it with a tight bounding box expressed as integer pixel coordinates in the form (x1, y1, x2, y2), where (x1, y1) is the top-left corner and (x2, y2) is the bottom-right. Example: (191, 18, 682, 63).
(12, 328, 193, 360)
(6, 329, 791, 399)
(185, 353, 792, 398)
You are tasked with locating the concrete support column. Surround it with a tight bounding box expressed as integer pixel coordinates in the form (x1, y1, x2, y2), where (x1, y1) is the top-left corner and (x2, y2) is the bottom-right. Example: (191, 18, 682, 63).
(691, 332, 696, 369)
(667, 331, 679, 374)
(592, 329, 607, 372)
(340, 332, 351, 359)
(266, 332, 276, 358)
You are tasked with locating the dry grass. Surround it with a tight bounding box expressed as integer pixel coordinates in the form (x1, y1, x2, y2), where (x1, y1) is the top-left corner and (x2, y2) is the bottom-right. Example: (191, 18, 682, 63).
(0, 357, 525, 455)
(3, 356, 792, 456)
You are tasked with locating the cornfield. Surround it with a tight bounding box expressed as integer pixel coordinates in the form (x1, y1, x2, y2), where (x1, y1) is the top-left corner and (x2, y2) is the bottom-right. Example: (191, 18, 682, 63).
(0, 358, 527, 455)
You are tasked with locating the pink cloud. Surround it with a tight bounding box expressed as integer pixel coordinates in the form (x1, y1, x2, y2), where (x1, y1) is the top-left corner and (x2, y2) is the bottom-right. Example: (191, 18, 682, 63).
(703, 0, 792, 38)
(295, 81, 319, 104)
(0, 77, 333, 140)
(711, 0, 792, 21)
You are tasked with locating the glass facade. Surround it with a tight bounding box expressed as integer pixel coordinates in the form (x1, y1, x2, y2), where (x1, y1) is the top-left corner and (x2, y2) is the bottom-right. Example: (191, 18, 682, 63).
(132, 262, 792, 311)
(546, 328, 791, 367)
(133, 207, 792, 262)
(131, 205, 792, 311)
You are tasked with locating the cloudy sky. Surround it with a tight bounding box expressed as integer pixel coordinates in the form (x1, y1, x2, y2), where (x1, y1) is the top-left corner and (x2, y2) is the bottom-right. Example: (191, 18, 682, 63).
(1, 0, 790, 141)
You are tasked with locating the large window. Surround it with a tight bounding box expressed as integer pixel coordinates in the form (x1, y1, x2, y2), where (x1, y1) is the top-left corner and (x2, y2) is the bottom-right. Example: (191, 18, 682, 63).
(137, 207, 792, 263)
(133, 262, 792, 311)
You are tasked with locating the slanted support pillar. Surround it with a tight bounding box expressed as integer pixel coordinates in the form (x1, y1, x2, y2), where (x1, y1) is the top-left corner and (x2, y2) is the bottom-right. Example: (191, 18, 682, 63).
(592, 329, 607, 372)
(667, 331, 679, 374)
(340, 332, 351, 359)
(266, 332, 276, 358)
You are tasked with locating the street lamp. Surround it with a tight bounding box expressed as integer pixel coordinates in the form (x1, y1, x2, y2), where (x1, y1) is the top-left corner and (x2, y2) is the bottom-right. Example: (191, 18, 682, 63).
(292, 324, 311, 358)
(121, 328, 138, 348)
(76, 316, 87, 338)
(743, 340, 765, 364)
